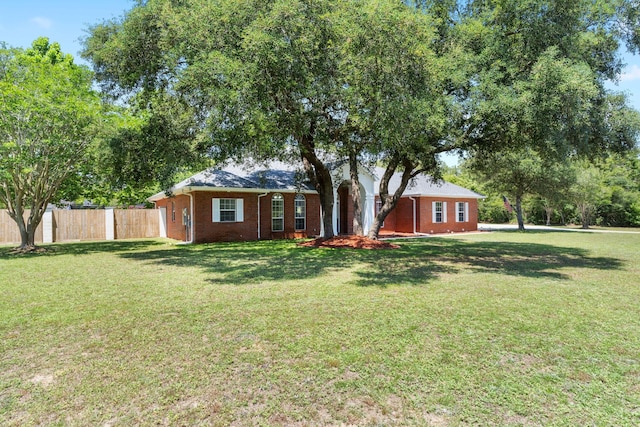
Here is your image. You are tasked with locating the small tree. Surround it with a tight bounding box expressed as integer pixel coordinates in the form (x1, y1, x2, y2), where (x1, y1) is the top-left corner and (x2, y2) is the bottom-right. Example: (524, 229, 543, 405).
(570, 163, 604, 229)
(0, 38, 101, 250)
(468, 147, 551, 230)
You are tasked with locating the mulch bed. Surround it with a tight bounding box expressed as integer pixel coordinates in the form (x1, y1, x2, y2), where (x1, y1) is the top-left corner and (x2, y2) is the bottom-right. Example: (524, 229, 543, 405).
(298, 235, 400, 250)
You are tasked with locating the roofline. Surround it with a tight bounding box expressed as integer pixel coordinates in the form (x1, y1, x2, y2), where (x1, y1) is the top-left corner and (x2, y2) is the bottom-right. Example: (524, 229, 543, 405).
(149, 186, 486, 202)
(148, 186, 319, 202)
(397, 192, 486, 199)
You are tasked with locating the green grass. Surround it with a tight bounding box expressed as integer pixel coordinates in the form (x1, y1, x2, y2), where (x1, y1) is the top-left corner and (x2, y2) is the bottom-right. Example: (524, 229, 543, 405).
(554, 225, 640, 233)
(1, 232, 639, 426)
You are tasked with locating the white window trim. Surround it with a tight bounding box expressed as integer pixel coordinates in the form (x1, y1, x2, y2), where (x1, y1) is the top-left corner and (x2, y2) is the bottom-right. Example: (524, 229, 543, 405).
(295, 194, 306, 231)
(432, 201, 447, 223)
(212, 198, 244, 223)
(272, 193, 284, 231)
(456, 202, 469, 223)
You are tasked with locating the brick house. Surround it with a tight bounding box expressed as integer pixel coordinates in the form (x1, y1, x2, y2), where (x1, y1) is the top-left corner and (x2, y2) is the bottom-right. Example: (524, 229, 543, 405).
(373, 168, 485, 235)
(149, 163, 483, 243)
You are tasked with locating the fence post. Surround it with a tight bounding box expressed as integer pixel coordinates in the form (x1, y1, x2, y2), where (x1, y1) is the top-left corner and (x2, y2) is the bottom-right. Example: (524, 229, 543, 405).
(105, 208, 115, 240)
(158, 207, 167, 238)
(43, 210, 53, 243)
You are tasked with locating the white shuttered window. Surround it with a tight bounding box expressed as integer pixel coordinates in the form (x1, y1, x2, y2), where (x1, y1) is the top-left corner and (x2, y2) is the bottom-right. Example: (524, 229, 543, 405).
(212, 198, 244, 222)
(432, 201, 447, 223)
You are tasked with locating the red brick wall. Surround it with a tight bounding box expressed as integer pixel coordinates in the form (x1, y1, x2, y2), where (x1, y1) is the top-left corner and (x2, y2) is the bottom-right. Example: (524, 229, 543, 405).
(417, 197, 479, 234)
(394, 197, 417, 233)
(155, 195, 191, 241)
(260, 192, 321, 240)
(156, 191, 321, 243)
(375, 196, 479, 234)
(378, 202, 397, 231)
(191, 191, 257, 243)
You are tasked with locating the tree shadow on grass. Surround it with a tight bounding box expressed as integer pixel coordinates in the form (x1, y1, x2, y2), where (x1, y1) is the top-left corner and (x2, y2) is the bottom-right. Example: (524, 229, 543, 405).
(351, 237, 623, 287)
(116, 237, 624, 287)
(0, 239, 166, 259)
(119, 240, 395, 285)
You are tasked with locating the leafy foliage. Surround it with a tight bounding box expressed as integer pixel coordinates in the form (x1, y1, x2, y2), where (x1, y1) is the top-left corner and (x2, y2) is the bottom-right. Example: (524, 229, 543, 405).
(0, 38, 102, 249)
(83, 0, 467, 238)
(81, 0, 640, 236)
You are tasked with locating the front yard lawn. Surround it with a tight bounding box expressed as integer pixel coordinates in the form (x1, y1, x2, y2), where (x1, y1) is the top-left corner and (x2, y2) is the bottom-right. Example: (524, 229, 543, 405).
(1, 232, 639, 425)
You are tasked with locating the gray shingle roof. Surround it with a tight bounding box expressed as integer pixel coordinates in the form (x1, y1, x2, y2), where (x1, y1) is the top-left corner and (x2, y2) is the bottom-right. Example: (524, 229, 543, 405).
(223, 163, 314, 191)
(149, 162, 483, 202)
(148, 161, 315, 201)
(173, 169, 259, 189)
(374, 167, 484, 199)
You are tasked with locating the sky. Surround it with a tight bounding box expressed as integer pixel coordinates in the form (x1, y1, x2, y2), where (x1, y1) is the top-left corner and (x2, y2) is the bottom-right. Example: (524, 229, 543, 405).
(1, 0, 639, 166)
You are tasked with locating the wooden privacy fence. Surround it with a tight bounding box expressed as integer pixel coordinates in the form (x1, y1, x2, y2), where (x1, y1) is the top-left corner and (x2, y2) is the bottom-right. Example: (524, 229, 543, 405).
(0, 208, 165, 245)
(53, 209, 106, 242)
(0, 210, 44, 244)
(114, 209, 160, 239)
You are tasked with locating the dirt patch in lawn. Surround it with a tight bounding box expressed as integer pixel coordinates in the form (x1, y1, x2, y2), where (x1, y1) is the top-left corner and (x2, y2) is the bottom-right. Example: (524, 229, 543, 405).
(298, 235, 400, 250)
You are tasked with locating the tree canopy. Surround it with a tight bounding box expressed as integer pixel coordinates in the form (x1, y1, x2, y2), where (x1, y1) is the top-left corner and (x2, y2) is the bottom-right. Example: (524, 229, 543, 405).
(458, 0, 640, 158)
(83, 0, 467, 238)
(82, 0, 640, 238)
(0, 38, 102, 250)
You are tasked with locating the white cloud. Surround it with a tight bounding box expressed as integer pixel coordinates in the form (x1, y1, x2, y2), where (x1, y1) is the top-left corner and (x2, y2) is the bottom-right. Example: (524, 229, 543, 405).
(30, 17, 53, 29)
(620, 64, 640, 82)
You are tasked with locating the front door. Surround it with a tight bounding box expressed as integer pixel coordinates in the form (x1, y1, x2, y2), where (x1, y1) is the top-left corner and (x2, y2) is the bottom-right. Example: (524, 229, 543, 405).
(338, 183, 350, 235)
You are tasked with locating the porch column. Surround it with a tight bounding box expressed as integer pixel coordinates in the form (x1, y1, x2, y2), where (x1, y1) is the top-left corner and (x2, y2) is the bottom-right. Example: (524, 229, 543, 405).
(332, 186, 339, 236)
(363, 194, 375, 236)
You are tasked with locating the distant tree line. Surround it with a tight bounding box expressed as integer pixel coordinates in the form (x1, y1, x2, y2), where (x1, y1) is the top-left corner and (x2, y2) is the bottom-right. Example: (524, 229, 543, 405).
(445, 149, 640, 228)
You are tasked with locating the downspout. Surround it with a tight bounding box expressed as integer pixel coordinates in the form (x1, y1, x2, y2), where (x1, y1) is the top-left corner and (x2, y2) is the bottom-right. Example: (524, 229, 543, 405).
(409, 196, 417, 234)
(257, 192, 268, 240)
(187, 192, 194, 243)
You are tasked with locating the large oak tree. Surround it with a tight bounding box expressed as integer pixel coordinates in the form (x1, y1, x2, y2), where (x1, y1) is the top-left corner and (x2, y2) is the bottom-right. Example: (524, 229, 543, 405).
(82, 0, 640, 240)
(83, 0, 466, 239)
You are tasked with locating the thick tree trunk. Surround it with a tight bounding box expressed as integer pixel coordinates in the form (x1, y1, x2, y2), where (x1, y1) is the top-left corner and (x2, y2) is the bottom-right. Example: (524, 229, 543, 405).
(367, 157, 417, 240)
(299, 132, 334, 239)
(515, 195, 525, 231)
(20, 226, 38, 251)
(317, 174, 335, 238)
(348, 151, 363, 236)
(7, 205, 42, 251)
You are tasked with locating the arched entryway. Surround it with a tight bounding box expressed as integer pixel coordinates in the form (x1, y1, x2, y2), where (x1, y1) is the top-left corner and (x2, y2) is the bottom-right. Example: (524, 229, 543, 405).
(325, 163, 375, 237)
(336, 181, 366, 235)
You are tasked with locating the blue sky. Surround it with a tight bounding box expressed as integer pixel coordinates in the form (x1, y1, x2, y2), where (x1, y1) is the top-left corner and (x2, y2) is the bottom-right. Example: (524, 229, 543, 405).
(0, 1, 133, 61)
(1, 0, 639, 166)
(1, 1, 637, 105)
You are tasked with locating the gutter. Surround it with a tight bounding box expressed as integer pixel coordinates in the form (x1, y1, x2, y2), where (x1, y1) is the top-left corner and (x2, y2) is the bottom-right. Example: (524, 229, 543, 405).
(148, 186, 317, 202)
(187, 193, 194, 244)
(409, 196, 417, 234)
(257, 192, 268, 240)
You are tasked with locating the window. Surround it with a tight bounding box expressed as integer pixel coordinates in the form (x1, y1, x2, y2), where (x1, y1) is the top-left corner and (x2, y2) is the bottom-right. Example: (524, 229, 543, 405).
(213, 198, 244, 222)
(171, 202, 176, 222)
(295, 194, 306, 230)
(272, 193, 284, 231)
(432, 201, 447, 223)
(456, 202, 469, 223)
(219, 199, 236, 222)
